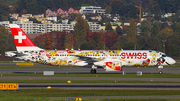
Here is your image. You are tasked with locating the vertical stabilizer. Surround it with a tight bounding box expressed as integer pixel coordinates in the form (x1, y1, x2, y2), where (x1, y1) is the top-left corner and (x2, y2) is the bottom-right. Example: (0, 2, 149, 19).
(9, 24, 43, 51)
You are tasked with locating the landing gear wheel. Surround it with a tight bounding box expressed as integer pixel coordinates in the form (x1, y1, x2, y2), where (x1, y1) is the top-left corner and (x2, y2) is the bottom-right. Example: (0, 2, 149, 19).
(90, 69, 96, 74)
(159, 71, 163, 74)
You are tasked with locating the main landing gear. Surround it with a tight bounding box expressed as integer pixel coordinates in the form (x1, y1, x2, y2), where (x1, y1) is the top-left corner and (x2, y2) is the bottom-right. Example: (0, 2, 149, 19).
(90, 65, 97, 74)
(91, 69, 96, 74)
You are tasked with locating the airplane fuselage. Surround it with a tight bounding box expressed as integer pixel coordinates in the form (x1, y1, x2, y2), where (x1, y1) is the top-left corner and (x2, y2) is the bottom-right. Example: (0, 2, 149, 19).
(5, 49, 174, 68)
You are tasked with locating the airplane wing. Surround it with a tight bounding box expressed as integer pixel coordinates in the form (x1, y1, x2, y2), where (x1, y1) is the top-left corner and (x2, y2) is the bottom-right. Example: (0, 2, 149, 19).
(73, 55, 104, 62)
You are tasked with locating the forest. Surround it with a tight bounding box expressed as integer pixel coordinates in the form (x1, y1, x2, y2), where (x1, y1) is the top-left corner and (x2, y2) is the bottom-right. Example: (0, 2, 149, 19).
(33, 15, 180, 57)
(0, 0, 180, 57)
(1, 0, 180, 20)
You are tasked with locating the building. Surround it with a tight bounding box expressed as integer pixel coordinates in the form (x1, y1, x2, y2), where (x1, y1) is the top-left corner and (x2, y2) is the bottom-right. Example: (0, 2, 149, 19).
(13, 21, 39, 34)
(9, 13, 19, 20)
(32, 14, 44, 19)
(46, 7, 80, 17)
(68, 7, 79, 14)
(45, 23, 74, 33)
(0, 21, 10, 28)
(12, 20, 74, 34)
(86, 14, 102, 21)
(46, 16, 57, 22)
(46, 8, 57, 17)
(100, 26, 117, 31)
(87, 22, 101, 32)
(21, 14, 33, 18)
(79, 6, 105, 14)
(0, 21, 10, 31)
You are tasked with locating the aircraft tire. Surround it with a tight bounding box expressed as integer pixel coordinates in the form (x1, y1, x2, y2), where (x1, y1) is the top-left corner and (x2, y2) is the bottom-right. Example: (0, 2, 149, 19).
(90, 69, 96, 74)
(159, 71, 163, 74)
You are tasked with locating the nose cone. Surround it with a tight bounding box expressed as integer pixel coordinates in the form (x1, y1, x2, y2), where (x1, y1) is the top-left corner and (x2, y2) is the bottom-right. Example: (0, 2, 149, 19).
(168, 57, 176, 65)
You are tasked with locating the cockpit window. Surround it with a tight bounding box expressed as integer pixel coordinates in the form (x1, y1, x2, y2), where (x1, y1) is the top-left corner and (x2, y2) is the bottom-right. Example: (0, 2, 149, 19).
(162, 54, 166, 57)
(162, 54, 169, 57)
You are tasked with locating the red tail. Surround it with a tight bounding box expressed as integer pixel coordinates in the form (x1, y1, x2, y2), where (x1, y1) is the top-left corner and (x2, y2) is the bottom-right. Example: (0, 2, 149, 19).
(9, 24, 42, 51)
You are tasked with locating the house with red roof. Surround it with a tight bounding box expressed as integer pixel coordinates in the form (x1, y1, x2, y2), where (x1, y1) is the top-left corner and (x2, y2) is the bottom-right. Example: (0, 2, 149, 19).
(46, 7, 80, 17)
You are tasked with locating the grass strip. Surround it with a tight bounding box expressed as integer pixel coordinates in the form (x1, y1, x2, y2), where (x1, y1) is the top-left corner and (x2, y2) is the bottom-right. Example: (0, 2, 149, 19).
(76, 99, 180, 101)
(1, 89, 180, 97)
(0, 79, 179, 83)
(0, 96, 179, 101)
(1, 74, 180, 78)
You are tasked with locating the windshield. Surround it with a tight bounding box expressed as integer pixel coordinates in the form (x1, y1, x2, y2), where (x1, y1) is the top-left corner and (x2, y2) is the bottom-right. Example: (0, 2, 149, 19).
(162, 54, 169, 57)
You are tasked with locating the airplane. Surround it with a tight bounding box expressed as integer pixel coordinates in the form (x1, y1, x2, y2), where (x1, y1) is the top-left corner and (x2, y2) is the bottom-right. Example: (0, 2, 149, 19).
(5, 24, 176, 74)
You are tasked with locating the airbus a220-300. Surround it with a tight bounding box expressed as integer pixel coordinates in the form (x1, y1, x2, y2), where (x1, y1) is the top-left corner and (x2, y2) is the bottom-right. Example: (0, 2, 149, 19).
(5, 24, 176, 74)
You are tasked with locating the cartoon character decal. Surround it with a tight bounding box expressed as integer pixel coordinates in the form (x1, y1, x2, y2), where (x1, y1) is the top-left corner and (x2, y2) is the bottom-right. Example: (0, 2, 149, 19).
(150, 52, 158, 63)
(105, 62, 121, 70)
(142, 59, 151, 66)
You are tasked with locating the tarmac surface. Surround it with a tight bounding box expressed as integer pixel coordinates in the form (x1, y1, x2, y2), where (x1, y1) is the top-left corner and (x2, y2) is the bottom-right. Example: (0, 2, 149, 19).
(18, 83, 180, 90)
(0, 66, 180, 74)
(0, 63, 180, 99)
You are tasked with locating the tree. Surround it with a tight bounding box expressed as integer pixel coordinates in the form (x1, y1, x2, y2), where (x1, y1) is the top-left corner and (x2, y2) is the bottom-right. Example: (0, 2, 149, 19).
(112, 35, 128, 50)
(29, 18, 39, 23)
(105, 6, 111, 14)
(116, 25, 123, 35)
(158, 26, 173, 40)
(105, 22, 113, 32)
(166, 32, 180, 56)
(64, 33, 73, 49)
(80, 40, 96, 50)
(55, 32, 66, 50)
(151, 20, 162, 36)
(33, 38, 44, 49)
(137, 35, 162, 50)
(44, 33, 54, 49)
(0, 26, 9, 55)
(0, 0, 10, 21)
(74, 14, 89, 49)
(170, 22, 180, 33)
(128, 19, 137, 40)
(140, 20, 152, 35)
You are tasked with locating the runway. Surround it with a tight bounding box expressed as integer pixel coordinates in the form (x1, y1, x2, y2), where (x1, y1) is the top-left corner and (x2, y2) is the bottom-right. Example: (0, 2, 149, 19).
(0, 63, 180, 99)
(0, 76, 180, 82)
(18, 83, 180, 90)
(0, 67, 180, 74)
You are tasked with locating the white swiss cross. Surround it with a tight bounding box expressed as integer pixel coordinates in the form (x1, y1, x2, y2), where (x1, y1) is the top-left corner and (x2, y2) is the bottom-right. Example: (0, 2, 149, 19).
(15, 31, 26, 43)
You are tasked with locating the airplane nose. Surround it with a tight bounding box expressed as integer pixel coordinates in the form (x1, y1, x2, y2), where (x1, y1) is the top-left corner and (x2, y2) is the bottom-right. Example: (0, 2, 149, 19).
(168, 58, 176, 65)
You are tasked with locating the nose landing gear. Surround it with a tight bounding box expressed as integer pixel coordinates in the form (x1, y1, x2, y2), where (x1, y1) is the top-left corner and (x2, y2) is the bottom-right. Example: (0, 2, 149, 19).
(158, 65, 163, 74)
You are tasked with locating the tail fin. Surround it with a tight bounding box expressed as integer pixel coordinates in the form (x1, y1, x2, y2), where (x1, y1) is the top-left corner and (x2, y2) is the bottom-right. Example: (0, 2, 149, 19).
(9, 24, 43, 51)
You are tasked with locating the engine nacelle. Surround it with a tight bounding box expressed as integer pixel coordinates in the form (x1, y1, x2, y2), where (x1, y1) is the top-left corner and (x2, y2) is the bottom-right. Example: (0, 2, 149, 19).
(104, 62, 122, 71)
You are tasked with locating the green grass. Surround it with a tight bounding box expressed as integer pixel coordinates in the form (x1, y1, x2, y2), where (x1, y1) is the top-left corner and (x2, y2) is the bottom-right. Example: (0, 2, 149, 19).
(2, 74, 180, 78)
(0, 96, 179, 101)
(77, 99, 180, 101)
(0, 79, 179, 83)
(1, 89, 180, 100)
